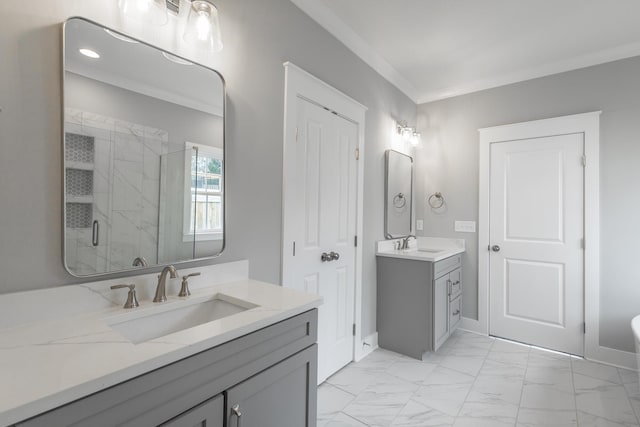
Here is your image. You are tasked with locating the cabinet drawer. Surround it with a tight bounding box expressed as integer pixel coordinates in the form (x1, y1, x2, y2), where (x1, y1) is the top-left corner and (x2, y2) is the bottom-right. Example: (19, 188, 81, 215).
(449, 268, 461, 301)
(449, 296, 461, 332)
(434, 255, 461, 278)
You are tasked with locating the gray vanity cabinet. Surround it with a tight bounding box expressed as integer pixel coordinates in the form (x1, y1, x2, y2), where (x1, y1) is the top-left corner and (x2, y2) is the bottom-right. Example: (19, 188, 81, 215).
(377, 254, 462, 359)
(15, 310, 318, 427)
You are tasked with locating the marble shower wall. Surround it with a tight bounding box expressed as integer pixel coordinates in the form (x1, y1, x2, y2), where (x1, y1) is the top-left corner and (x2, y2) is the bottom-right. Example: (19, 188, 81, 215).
(64, 108, 168, 275)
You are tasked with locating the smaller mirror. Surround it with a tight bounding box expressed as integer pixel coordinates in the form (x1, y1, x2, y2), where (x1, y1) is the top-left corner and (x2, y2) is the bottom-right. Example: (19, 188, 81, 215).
(385, 149, 413, 238)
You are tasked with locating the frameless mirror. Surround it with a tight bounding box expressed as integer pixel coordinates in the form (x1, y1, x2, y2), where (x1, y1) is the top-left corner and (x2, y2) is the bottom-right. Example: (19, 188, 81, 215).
(384, 149, 413, 238)
(63, 18, 225, 276)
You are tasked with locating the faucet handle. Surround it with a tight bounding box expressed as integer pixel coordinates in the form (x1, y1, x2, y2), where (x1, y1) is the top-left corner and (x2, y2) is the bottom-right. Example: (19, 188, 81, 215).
(179, 272, 200, 297)
(110, 284, 139, 309)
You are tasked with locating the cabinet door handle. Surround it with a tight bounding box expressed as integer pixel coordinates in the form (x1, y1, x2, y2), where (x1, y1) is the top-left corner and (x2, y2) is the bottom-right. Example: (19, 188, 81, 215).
(231, 404, 242, 427)
(453, 309, 460, 316)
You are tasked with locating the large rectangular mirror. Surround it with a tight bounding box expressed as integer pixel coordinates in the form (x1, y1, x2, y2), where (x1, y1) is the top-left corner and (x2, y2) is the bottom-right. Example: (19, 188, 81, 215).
(384, 149, 413, 238)
(63, 17, 224, 276)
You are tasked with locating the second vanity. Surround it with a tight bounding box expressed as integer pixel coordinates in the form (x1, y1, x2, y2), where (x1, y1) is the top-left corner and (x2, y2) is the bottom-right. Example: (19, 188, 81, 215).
(0, 261, 322, 427)
(376, 237, 465, 359)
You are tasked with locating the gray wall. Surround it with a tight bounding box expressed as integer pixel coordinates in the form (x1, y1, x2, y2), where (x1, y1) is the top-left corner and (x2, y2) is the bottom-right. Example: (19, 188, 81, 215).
(0, 0, 415, 338)
(416, 56, 640, 352)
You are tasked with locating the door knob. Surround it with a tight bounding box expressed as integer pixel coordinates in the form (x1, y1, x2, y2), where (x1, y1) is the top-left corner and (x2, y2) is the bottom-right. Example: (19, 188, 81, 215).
(321, 252, 331, 262)
(491, 245, 501, 252)
(329, 251, 340, 261)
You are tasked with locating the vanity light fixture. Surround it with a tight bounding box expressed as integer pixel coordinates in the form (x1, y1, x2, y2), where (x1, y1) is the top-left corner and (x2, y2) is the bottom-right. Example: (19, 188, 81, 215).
(118, 0, 169, 26)
(396, 120, 422, 147)
(183, 1, 223, 52)
(118, 0, 223, 53)
(79, 48, 100, 59)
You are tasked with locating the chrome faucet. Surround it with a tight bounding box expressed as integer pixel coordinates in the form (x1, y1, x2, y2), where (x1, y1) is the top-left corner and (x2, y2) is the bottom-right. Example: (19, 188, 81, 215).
(401, 235, 416, 250)
(154, 265, 177, 303)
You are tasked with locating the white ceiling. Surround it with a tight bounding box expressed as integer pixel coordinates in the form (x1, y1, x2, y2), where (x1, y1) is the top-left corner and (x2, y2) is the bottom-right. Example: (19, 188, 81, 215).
(291, 0, 640, 103)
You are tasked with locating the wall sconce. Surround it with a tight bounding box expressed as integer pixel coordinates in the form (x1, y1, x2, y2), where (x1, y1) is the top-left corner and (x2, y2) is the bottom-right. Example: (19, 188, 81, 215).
(118, 0, 223, 52)
(396, 120, 422, 147)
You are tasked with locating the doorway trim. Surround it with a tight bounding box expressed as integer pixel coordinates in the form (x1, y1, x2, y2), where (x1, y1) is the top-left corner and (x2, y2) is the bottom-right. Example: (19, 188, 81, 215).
(476, 111, 612, 364)
(281, 62, 368, 362)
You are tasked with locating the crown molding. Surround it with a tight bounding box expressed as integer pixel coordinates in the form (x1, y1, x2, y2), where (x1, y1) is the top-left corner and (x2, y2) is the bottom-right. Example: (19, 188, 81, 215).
(289, 0, 418, 103)
(414, 41, 640, 104)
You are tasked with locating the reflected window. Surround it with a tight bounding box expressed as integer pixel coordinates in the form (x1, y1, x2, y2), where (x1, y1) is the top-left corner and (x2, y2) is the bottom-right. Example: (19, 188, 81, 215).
(183, 142, 223, 240)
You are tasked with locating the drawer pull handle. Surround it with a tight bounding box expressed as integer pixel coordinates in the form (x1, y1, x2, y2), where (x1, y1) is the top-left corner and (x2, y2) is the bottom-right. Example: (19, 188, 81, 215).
(231, 404, 242, 427)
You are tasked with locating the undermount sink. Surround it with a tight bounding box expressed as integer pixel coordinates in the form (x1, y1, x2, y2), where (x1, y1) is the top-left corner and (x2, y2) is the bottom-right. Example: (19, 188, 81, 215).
(108, 294, 258, 344)
(418, 248, 445, 253)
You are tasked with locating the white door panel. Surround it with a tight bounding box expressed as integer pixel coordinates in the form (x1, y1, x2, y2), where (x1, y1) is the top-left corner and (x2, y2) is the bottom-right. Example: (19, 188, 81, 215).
(489, 133, 584, 355)
(288, 97, 357, 383)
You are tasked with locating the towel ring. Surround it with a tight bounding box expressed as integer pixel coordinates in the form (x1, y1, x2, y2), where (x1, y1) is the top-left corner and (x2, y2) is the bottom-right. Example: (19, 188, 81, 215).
(393, 193, 407, 208)
(428, 192, 445, 209)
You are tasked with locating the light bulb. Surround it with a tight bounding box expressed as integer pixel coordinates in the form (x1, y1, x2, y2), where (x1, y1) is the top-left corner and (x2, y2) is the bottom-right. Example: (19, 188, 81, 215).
(137, 0, 151, 13)
(401, 127, 412, 141)
(196, 11, 212, 41)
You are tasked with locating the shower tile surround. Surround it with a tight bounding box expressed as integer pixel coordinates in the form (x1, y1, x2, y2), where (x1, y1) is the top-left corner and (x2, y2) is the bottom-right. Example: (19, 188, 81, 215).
(64, 108, 168, 274)
(0, 260, 323, 425)
(318, 331, 640, 426)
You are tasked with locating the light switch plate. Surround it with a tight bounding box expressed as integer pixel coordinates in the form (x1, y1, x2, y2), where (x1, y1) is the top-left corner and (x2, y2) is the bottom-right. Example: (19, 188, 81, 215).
(416, 220, 423, 231)
(455, 221, 476, 233)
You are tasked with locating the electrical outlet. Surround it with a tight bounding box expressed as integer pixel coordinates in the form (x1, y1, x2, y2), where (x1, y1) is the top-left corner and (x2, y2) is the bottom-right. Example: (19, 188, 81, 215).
(416, 220, 423, 231)
(455, 221, 476, 233)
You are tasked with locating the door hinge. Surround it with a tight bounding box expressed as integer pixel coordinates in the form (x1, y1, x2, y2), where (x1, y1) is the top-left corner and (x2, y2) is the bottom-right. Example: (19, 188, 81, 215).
(293, 241, 296, 256)
(352, 323, 356, 336)
(581, 155, 586, 167)
(583, 322, 586, 334)
(295, 127, 299, 142)
(581, 238, 585, 249)
(355, 147, 360, 160)
(354, 235, 358, 247)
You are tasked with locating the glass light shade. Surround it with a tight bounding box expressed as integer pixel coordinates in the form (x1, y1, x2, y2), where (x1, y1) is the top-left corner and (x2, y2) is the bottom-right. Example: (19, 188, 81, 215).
(401, 127, 413, 141)
(118, 0, 168, 26)
(410, 132, 422, 146)
(184, 1, 223, 52)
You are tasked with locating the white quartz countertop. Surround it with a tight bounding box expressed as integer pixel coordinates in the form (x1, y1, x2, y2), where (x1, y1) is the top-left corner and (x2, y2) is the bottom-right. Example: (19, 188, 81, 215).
(376, 237, 466, 262)
(0, 265, 322, 426)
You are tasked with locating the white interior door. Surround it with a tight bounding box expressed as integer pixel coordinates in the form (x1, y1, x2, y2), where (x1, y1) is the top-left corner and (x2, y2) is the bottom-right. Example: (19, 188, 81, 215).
(286, 97, 357, 383)
(489, 133, 584, 355)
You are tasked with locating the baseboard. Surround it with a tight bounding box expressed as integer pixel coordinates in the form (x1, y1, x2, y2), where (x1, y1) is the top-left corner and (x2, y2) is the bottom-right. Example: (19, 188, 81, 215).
(459, 316, 485, 334)
(586, 344, 638, 371)
(355, 332, 378, 362)
(459, 316, 638, 371)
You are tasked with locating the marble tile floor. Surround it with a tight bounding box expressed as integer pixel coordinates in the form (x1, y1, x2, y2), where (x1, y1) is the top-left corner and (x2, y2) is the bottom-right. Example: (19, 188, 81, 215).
(318, 330, 640, 427)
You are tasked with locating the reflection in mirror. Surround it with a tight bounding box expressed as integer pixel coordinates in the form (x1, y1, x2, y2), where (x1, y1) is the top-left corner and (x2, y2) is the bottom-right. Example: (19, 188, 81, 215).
(385, 149, 413, 238)
(63, 18, 224, 276)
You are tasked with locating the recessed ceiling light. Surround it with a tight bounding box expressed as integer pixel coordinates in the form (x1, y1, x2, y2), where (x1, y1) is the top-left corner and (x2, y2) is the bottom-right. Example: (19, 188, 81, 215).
(161, 51, 193, 65)
(79, 48, 100, 59)
(104, 29, 138, 44)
